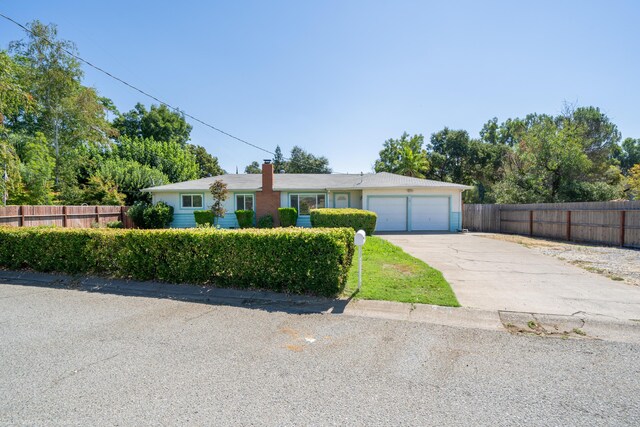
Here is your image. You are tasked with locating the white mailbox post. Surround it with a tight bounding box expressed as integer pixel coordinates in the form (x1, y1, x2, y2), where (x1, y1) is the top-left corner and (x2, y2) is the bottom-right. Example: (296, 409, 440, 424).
(354, 230, 366, 291)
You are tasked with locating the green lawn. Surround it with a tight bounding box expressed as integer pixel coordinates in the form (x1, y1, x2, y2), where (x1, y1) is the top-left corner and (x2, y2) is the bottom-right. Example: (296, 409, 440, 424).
(344, 236, 459, 307)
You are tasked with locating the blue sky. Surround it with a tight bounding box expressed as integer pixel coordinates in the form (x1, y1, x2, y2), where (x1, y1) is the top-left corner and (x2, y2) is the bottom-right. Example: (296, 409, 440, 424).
(2, 1, 639, 174)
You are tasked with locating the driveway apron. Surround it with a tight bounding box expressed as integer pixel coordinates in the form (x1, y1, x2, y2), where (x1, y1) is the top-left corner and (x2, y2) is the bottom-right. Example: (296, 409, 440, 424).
(381, 233, 640, 321)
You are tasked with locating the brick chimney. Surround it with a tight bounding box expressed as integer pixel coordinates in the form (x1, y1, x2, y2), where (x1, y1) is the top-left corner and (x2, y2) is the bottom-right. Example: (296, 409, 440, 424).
(255, 160, 281, 226)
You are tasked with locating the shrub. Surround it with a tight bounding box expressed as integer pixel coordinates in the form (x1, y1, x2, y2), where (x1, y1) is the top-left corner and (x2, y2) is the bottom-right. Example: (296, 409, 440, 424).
(106, 221, 123, 229)
(0, 227, 355, 297)
(278, 207, 298, 227)
(127, 201, 174, 229)
(194, 210, 214, 226)
(256, 214, 274, 228)
(310, 208, 377, 235)
(235, 210, 254, 228)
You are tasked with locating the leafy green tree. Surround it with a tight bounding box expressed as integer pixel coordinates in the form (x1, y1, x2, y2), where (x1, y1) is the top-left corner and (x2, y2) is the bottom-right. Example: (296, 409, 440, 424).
(18, 132, 55, 204)
(494, 115, 623, 203)
(113, 103, 192, 145)
(286, 146, 332, 173)
(618, 138, 640, 173)
(8, 21, 113, 191)
(629, 163, 640, 200)
(0, 140, 22, 205)
(188, 144, 224, 177)
(273, 145, 285, 173)
(427, 129, 471, 183)
(374, 133, 428, 177)
(114, 136, 198, 183)
(0, 51, 34, 126)
(81, 175, 126, 206)
(244, 161, 261, 174)
(95, 159, 169, 204)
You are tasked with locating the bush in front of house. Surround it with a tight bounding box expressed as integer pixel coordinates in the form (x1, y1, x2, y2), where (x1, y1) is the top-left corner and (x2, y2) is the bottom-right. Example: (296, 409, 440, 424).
(194, 210, 214, 226)
(256, 214, 274, 228)
(235, 210, 254, 228)
(310, 208, 377, 235)
(278, 207, 298, 227)
(0, 227, 355, 297)
(127, 201, 174, 229)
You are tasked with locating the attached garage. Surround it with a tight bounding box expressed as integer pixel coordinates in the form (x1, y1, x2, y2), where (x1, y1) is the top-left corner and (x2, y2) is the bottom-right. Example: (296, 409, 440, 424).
(410, 197, 449, 231)
(367, 195, 452, 232)
(368, 197, 407, 231)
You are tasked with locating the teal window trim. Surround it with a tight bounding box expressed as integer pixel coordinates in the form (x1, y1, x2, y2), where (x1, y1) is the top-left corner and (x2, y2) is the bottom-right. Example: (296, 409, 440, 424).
(332, 192, 350, 208)
(288, 192, 328, 216)
(180, 192, 205, 210)
(234, 193, 255, 211)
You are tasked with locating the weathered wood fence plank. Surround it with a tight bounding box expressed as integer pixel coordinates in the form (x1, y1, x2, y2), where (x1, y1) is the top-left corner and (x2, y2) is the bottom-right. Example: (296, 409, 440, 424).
(0, 205, 134, 229)
(463, 201, 640, 248)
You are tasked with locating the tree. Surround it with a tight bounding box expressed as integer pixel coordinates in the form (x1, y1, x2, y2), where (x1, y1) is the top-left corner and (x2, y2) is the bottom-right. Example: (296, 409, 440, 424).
(114, 136, 199, 183)
(0, 51, 34, 126)
(618, 138, 640, 174)
(629, 164, 640, 200)
(209, 179, 228, 225)
(494, 114, 623, 203)
(95, 159, 169, 204)
(81, 175, 126, 206)
(0, 140, 22, 205)
(188, 144, 224, 177)
(113, 103, 192, 145)
(286, 146, 332, 173)
(374, 133, 429, 178)
(244, 161, 261, 174)
(17, 132, 55, 204)
(273, 145, 285, 173)
(426, 129, 471, 183)
(8, 21, 113, 191)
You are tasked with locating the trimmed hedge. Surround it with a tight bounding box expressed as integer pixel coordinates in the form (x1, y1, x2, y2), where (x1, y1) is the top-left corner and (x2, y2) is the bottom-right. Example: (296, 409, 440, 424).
(310, 208, 377, 235)
(127, 201, 174, 229)
(194, 210, 214, 226)
(256, 214, 274, 228)
(0, 226, 355, 297)
(278, 207, 298, 227)
(235, 210, 254, 228)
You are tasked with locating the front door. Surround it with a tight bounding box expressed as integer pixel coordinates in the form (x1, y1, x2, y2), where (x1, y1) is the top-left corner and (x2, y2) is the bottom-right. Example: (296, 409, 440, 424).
(334, 193, 349, 209)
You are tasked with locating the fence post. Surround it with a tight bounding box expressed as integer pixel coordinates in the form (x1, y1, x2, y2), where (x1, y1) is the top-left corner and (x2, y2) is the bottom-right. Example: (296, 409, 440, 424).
(20, 205, 25, 227)
(529, 210, 533, 236)
(62, 205, 68, 228)
(120, 206, 125, 224)
(566, 210, 571, 241)
(95, 206, 100, 224)
(620, 211, 626, 247)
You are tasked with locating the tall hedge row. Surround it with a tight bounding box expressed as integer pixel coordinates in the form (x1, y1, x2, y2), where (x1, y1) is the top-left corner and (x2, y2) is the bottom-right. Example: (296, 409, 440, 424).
(0, 227, 355, 297)
(310, 208, 377, 235)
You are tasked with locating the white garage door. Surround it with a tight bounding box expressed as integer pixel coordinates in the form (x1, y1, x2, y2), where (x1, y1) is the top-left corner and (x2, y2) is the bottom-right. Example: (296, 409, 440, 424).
(411, 197, 449, 231)
(368, 197, 407, 231)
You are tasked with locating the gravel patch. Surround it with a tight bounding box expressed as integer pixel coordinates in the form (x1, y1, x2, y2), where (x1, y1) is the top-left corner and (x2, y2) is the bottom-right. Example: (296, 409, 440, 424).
(480, 233, 640, 286)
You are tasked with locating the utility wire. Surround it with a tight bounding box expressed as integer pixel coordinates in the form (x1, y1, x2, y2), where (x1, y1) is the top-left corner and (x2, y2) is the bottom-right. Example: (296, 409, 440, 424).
(0, 12, 275, 157)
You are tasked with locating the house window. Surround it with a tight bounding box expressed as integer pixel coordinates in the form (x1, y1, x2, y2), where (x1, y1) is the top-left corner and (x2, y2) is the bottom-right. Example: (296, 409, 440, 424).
(236, 194, 254, 211)
(289, 194, 326, 215)
(181, 194, 203, 209)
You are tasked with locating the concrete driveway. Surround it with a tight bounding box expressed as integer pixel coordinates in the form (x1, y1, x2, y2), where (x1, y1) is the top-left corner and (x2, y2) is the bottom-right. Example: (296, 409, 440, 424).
(382, 233, 640, 321)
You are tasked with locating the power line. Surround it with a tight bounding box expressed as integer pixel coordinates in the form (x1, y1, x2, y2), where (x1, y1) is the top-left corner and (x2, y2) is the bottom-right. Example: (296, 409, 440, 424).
(0, 12, 275, 157)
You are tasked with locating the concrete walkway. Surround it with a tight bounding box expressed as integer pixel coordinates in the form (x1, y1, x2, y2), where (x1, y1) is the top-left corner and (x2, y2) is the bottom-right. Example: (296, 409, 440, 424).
(381, 233, 640, 321)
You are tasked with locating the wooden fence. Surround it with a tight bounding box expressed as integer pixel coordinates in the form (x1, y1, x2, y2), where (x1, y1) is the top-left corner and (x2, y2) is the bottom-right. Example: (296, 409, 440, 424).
(0, 205, 134, 229)
(463, 201, 640, 248)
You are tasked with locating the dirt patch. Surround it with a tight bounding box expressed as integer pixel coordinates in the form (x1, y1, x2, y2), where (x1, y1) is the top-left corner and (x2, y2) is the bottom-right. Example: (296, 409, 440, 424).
(382, 263, 415, 275)
(479, 233, 640, 286)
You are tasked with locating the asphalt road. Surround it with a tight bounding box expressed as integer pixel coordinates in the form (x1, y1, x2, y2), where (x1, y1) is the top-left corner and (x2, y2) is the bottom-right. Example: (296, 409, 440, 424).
(1, 282, 639, 426)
